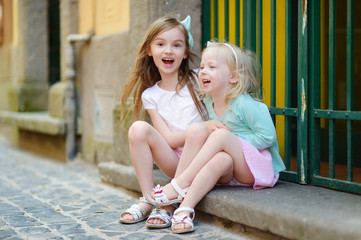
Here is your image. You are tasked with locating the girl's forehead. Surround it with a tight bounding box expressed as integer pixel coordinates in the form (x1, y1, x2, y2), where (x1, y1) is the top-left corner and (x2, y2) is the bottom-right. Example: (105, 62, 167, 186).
(202, 47, 227, 62)
(156, 27, 185, 40)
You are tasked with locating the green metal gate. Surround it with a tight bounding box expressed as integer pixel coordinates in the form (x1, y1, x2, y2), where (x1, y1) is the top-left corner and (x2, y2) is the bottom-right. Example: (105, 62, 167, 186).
(202, 0, 361, 194)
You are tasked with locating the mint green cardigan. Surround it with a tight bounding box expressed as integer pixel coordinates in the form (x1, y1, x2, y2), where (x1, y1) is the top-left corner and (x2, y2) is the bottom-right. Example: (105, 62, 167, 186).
(204, 94, 286, 174)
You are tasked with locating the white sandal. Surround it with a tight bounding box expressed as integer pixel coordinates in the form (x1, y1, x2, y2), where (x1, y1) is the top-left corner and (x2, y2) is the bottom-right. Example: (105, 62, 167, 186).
(171, 207, 195, 234)
(146, 179, 189, 206)
(119, 197, 152, 224)
(145, 207, 172, 229)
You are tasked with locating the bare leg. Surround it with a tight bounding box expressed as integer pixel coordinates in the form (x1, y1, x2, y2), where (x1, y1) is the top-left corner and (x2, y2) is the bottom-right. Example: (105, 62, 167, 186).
(178, 128, 254, 187)
(149, 123, 211, 201)
(172, 152, 234, 231)
(122, 121, 179, 223)
(174, 123, 211, 177)
(156, 129, 254, 201)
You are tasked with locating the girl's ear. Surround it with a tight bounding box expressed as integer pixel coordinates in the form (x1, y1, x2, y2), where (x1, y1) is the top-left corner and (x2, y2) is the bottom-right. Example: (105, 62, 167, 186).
(229, 72, 238, 84)
(146, 45, 152, 56)
(183, 49, 188, 59)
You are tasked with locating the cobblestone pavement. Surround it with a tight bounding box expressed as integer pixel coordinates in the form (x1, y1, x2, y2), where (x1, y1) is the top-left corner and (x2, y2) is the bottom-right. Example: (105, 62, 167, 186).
(0, 138, 274, 240)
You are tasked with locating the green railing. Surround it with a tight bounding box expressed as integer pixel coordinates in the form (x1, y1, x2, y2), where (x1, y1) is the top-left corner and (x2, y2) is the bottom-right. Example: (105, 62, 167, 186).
(308, 0, 361, 193)
(202, 0, 361, 194)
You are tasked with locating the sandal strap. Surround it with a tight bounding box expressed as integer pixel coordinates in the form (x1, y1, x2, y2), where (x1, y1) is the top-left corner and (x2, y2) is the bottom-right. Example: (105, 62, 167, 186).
(171, 179, 189, 198)
(174, 207, 195, 220)
(172, 214, 194, 229)
(152, 185, 171, 203)
(147, 208, 172, 224)
(121, 204, 146, 220)
(120, 198, 149, 220)
(139, 197, 149, 203)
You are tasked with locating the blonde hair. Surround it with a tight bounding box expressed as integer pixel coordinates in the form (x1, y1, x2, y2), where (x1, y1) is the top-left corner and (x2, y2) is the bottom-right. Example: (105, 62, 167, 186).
(202, 42, 261, 105)
(120, 16, 205, 122)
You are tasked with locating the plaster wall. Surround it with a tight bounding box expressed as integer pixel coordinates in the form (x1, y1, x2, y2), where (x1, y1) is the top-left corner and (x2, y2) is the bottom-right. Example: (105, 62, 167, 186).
(79, 32, 132, 163)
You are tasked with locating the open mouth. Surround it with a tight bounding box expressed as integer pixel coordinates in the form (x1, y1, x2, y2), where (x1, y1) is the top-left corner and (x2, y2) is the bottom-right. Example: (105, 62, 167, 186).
(162, 58, 174, 64)
(202, 79, 211, 84)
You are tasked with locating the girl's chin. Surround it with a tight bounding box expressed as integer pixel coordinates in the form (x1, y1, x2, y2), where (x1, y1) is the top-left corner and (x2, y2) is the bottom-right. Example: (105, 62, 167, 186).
(201, 84, 210, 89)
(162, 63, 174, 68)
(202, 89, 212, 94)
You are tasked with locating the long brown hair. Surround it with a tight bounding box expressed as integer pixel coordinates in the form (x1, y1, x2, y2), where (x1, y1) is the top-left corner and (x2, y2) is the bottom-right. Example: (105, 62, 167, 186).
(120, 16, 206, 123)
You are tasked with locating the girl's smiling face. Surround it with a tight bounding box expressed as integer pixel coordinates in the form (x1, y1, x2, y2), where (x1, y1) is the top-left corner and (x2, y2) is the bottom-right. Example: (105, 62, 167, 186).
(199, 47, 235, 98)
(147, 27, 187, 79)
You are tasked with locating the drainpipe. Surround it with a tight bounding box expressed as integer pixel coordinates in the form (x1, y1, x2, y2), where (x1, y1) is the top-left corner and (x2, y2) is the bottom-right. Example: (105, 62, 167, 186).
(64, 31, 93, 160)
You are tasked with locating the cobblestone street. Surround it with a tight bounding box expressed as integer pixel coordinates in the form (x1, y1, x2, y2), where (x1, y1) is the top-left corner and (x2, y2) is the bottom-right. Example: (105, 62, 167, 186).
(0, 138, 274, 240)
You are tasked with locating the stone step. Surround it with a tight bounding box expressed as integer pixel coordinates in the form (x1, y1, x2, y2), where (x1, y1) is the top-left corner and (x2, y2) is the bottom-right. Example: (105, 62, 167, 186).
(98, 161, 361, 240)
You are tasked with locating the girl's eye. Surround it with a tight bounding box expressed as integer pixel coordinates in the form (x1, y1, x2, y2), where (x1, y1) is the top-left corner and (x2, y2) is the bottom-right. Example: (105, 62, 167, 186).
(210, 66, 216, 69)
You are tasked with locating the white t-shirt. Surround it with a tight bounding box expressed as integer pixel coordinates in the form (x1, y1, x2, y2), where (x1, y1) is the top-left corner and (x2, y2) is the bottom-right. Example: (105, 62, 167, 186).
(142, 81, 203, 132)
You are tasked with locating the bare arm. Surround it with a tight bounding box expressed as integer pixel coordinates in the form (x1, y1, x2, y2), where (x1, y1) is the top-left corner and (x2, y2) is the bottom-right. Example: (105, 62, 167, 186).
(147, 109, 186, 149)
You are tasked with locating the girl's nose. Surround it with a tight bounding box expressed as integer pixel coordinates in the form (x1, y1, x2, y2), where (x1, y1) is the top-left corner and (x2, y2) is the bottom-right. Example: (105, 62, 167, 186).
(165, 45, 173, 53)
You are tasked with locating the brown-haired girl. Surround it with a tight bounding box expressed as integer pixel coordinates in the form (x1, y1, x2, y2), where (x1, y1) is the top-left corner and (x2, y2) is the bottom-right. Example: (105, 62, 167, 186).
(119, 15, 209, 228)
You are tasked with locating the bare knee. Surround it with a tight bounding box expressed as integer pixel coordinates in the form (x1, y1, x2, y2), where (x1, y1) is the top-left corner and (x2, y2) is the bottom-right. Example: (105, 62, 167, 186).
(206, 152, 233, 183)
(128, 121, 152, 145)
(203, 152, 233, 176)
(208, 128, 232, 143)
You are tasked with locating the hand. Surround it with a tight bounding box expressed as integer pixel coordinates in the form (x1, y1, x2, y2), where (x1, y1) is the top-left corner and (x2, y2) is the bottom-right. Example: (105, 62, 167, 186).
(202, 120, 229, 132)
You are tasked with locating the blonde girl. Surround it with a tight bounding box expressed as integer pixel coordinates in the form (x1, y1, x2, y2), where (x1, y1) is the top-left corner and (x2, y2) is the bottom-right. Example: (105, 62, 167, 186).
(147, 42, 286, 233)
(118, 16, 211, 228)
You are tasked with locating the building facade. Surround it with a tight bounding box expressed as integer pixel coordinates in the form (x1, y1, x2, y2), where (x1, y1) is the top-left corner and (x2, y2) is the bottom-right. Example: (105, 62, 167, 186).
(0, 0, 360, 194)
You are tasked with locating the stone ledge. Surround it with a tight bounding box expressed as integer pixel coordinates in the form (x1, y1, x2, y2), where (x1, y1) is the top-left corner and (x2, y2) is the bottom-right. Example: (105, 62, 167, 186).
(98, 161, 170, 192)
(98, 161, 361, 240)
(0, 111, 65, 135)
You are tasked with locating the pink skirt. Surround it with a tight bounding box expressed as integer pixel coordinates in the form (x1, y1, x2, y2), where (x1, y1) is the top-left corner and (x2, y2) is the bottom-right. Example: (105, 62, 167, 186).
(174, 147, 183, 160)
(227, 137, 279, 189)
